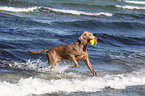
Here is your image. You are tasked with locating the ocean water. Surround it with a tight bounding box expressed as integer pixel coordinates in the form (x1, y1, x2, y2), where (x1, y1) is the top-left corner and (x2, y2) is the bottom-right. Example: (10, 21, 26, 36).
(0, 0, 145, 96)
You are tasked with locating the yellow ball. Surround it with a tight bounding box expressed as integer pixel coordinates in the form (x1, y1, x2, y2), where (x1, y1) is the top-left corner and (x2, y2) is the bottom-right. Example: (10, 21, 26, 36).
(90, 39, 95, 45)
(89, 39, 97, 47)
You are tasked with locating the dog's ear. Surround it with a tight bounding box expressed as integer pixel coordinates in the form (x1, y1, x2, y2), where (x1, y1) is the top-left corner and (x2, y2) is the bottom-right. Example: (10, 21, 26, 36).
(79, 34, 84, 42)
(79, 32, 88, 43)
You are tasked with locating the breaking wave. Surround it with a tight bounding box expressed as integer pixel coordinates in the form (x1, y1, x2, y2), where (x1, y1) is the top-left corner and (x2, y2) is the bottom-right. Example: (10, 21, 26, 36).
(0, 72, 145, 96)
(115, 5, 145, 10)
(44, 7, 113, 16)
(0, 59, 145, 96)
(0, 6, 39, 12)
(0, 6, 113, 16)
(125, 0, 145, 5)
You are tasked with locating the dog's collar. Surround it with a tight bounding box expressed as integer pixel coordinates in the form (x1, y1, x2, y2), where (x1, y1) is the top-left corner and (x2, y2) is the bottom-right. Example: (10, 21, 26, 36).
(77, 39, 89, 44)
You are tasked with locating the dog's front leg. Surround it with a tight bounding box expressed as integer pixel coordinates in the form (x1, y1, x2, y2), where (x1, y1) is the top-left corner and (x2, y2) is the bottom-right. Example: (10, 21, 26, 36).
(84, 59, 96, 76)
(69, 54, 79, 68)
(84, 53, 96, 76)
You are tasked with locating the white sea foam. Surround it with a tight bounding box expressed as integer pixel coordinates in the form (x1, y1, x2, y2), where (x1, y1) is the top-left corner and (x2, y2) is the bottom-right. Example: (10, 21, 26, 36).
(125, 0, 145, 5)
(0, 6, 112, 16)
(116, 5, 145, 10)
(45, 7, 113, 16)
(0, 6, 39, 12)
(1, 59, 145, 96)
(0, 73, 145, 96)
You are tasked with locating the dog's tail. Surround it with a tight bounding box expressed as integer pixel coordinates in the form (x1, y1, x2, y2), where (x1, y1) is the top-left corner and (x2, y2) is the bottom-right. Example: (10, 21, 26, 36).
(28, 50, 48, 54)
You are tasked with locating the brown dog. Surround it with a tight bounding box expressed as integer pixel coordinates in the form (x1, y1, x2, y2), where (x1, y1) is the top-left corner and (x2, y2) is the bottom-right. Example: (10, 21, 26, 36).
(28, 31, 97, 76)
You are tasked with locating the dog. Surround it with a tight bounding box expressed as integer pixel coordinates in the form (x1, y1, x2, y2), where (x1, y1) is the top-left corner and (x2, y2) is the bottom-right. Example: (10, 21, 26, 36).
(28, 31, 97, 76)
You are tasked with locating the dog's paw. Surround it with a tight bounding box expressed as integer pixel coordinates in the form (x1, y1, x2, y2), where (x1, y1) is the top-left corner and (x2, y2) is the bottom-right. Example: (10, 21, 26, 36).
(93, 72, 97, 76)
(69, 64, 79, 68)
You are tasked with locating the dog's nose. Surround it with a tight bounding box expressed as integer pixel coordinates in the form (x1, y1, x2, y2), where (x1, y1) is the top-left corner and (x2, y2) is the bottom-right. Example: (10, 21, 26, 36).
(92, 36, 97, 40)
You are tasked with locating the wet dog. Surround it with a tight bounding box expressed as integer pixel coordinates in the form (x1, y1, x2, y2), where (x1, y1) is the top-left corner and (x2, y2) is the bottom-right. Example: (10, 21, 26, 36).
(28, 31, 97, 76)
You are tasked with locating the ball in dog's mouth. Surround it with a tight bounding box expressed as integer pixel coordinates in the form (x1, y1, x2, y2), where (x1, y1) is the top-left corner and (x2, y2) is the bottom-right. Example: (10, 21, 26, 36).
(89, 38, 97, 47)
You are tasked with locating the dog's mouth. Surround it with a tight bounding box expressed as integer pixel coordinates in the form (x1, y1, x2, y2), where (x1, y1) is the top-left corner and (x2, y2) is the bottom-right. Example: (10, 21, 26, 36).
(89, 38, 97, 47)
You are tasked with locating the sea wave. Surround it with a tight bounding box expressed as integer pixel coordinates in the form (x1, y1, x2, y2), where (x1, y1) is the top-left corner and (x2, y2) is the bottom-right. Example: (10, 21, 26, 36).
(125, 0, 145, 5)
(98, 34, 145, 46)
(115, 5, 145, 10)
(0, 73, 145, 96)
(1, 58, 145, 96)
(44, 7, 113, 16)
(52, 20, 145, 34)
(0, 6, 39, 12)
(0, 6, 113, 16)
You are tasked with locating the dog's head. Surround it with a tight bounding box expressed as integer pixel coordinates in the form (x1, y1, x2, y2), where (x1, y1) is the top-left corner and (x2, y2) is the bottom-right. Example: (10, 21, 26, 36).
(79, 31, 97, 44)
